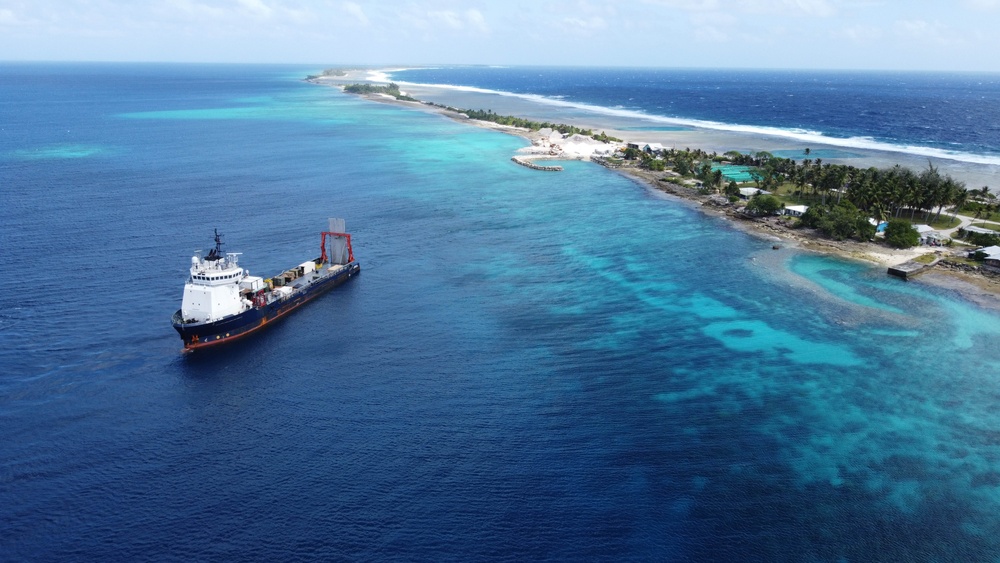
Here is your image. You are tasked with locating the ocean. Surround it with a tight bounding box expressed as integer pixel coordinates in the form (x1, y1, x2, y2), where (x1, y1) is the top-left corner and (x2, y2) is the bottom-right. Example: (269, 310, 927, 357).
(389, 66, 1000, 187)
(2, 62, 1000, 561)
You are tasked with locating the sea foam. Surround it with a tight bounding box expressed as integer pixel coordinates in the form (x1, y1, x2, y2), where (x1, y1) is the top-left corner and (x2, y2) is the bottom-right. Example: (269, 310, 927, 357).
(388, 75, 1000, 167)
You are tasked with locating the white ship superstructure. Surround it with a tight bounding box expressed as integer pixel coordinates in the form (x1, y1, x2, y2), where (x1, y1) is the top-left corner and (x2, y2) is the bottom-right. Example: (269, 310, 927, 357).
(180, 241, 255, 323)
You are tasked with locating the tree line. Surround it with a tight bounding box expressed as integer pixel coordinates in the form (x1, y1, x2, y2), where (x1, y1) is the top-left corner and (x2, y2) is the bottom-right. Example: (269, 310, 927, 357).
(654, 148, 999, 246)
(659, 148, 998, 223)
(461, 109, 623, 143)
(343, 83, 418, 101)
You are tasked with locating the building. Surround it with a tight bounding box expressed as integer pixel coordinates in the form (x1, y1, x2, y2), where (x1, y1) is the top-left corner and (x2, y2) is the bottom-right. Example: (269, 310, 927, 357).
(972, 245, 1000, 264)
(783, 204, 808, 217)
(911, 224, 938, 244)
(964, 226, 997, 235)
(738, 188, 771, 200)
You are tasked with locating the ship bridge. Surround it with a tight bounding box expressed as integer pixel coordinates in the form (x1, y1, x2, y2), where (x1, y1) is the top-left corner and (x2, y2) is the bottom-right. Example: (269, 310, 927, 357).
(189, 252, 245, 286)
(180, 232, 251, 323)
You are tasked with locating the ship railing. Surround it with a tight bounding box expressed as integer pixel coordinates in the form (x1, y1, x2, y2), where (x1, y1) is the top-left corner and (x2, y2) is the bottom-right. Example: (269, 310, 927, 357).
(171, 310, 197, 325)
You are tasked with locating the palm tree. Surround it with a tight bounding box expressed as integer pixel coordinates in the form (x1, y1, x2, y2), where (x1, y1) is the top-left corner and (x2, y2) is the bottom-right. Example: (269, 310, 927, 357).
(984, 202, 999, 226)
(900, 168, 920, 220)
(950, 185, 969, 221)
(918, 162, 943, 222)
(977, 186, 991, 202)
(932, 176, 963, 224)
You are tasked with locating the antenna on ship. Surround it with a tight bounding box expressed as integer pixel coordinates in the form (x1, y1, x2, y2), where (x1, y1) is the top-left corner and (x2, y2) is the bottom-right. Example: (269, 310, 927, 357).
(206, 228, 224, 261)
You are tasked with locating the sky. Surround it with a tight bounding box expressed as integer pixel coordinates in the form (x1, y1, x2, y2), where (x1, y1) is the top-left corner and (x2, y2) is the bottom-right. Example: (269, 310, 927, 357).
(2, 0, 1000, 71)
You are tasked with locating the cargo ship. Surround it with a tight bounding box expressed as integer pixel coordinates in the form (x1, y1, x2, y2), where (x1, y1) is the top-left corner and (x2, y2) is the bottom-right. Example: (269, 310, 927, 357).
(172, 219, 360, 350)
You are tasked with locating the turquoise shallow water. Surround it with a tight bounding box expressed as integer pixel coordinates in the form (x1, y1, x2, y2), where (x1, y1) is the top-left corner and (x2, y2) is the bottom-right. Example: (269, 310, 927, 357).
(3, 63, 1000, 560)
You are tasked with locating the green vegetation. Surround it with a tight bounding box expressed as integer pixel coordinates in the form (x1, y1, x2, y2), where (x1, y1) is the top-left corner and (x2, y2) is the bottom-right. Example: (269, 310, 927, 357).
(800, 202, 875, 241)
(343, 83, 418, 101)
(959, 188, 1000, 223)
(623, 147, 642, 160)
(592, 131, 624, 143)
(913, 254, 938, 264)
(460, 109, 620, 142)
(927, 216, 961, 230)
(334, 84, 1000, 253)
(961, 230, 1000, 248)
(340, 82, 626, 146)
(306, 68, 348, 80)
(884, 219, 920, 248)
(642, 158, 665, 171)
(457, 110, 622, 143)
(745, 194, 783, 216)
(673, 151, 970, 224)
(655, 148, 1000, 247)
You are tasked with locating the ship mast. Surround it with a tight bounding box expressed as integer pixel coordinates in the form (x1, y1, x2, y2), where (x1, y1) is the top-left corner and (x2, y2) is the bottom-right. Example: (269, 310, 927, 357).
(206, 229, 224, 261)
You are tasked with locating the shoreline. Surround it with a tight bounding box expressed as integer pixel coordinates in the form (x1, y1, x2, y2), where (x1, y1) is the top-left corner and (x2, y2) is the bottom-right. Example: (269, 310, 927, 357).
(307, 74, 1000, 309)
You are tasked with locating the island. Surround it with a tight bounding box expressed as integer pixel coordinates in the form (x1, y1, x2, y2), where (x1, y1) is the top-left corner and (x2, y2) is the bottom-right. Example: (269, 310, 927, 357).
(307, 72, 1000, 307)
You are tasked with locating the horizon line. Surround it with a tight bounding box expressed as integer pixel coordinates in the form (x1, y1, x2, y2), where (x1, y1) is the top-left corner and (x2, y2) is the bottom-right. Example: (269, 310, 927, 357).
(3, 59, 1000, 75)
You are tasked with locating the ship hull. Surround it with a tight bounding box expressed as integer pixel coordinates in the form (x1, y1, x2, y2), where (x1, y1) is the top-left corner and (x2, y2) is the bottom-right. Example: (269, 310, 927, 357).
(172, 261, 359, 350)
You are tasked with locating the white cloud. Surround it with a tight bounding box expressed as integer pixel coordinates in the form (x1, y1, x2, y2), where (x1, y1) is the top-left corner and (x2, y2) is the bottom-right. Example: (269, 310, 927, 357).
(341, 2, 369, 26)
(964, 0, 1000, 9)
(164, 0, 229, 20)
(840, 24, 882, 43)
(0, 8, 27, 25)
(639, 0, 720, 10)
(690, 11, 737, 26)
(417, 9, 490, 34)
(157, 0, 312, 26)
(429, 10, 464, 30)
(560, 15, 608, 34)
(466, 9, 488, 33)
(893, 19, 958, 46)
(281, 5, 312, 24)
(738, 0, 836, 17)
(788, 0, 836, 16)
(694, 25, 729, 41)
(236, 0, 273, 19)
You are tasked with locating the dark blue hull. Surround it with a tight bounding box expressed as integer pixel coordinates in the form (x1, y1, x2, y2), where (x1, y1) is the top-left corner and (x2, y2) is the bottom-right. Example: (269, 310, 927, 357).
(172, 262, 359, 349)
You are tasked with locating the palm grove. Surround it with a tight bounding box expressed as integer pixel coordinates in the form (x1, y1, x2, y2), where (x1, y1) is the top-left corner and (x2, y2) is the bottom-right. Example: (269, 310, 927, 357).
(643, 148, 999, 248)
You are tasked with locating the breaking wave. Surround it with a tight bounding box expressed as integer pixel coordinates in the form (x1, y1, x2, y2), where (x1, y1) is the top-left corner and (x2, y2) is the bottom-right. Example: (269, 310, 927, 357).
(386, 75, 1000, 167)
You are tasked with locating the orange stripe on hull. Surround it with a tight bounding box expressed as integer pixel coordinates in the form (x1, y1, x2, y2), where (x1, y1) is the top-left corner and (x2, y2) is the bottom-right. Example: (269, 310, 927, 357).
(182, 266, 356, 351)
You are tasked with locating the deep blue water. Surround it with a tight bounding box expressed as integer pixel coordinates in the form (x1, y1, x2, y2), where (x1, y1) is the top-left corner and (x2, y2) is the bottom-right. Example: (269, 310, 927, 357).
(3, 63, 1000, 561)
(392, 67, 1000, 165)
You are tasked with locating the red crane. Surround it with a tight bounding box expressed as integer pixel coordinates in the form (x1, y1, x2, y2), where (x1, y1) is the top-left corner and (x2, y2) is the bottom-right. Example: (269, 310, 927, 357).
(319, 231, 354, 265)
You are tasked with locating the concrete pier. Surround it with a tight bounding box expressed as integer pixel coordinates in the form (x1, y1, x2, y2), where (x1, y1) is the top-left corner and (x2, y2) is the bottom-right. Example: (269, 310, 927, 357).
(511, 156, 562, 171)
(888, 256, 940, 279)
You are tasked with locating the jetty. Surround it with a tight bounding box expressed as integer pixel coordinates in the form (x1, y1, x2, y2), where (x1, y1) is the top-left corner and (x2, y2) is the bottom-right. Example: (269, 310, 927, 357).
(888, 256, 940, 280)
(511, 156, 562, 171)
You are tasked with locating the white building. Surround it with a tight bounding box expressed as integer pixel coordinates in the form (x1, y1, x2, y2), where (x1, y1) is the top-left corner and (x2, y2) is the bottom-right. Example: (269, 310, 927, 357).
(911, 224, 941, 245)
(977, 245, 1000, 259)
(739, 188, 771, 199)
(964, 226, 997, 235)
(783, 204, 808, 217)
